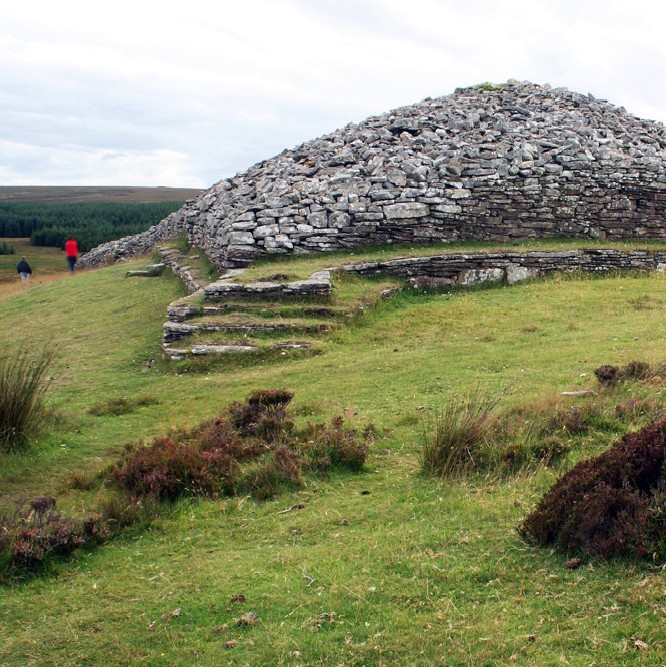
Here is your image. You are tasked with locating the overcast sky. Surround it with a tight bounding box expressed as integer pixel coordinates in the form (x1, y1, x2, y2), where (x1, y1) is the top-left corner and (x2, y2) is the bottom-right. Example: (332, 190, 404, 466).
(3, 0, 666, 188)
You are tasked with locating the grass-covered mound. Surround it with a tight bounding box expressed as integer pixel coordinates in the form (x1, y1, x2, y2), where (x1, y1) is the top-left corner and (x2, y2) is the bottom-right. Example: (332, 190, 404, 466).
(519, 420, 666, 559)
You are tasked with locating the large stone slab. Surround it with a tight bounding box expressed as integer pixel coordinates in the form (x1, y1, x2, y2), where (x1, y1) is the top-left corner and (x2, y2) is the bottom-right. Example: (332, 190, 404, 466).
(384, 203, 430, 220)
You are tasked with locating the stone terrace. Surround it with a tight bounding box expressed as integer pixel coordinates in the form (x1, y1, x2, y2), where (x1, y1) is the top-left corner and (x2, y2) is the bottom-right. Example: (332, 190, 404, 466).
(158, 245, 666, 360)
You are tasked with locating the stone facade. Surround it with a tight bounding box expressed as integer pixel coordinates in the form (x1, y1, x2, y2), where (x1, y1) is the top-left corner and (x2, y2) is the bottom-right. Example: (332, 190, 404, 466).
(80, 80, 666, 270)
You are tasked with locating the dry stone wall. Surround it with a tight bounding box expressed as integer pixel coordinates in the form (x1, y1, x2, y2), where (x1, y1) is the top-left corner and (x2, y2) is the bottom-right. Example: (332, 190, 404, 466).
(79, 210, 188, 268)
(80, 80, 666, 270)
(337, 248, 666, 287)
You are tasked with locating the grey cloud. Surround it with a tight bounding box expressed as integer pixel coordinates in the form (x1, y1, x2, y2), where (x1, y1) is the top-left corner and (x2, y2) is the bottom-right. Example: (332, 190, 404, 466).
(2, 0, 666, 186)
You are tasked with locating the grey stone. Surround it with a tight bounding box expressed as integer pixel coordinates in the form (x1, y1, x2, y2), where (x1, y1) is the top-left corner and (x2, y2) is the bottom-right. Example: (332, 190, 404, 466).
(232, 220, 257, 231)
(506, 265, 538, 284)
(384, 203, 429, 220)
(458, 268, 505, 286)
(254, 224, 279, 239)
(307, 211, 329, 228)
(432, 204, 462, 214)
(229, 231, 255, 245)
(330, 211, 351, 228)
(449, 189, 471, 199)
(387, 169, 407, 186)
(444, 162, 464, 177)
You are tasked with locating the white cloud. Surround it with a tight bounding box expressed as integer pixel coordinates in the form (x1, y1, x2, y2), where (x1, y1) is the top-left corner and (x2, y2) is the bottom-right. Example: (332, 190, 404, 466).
(0, 139, 203, 187)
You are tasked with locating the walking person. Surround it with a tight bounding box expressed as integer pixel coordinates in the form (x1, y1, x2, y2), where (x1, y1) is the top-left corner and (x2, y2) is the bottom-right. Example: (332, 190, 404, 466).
(65, 236, 78, 272)
(16, 256, 32, 281)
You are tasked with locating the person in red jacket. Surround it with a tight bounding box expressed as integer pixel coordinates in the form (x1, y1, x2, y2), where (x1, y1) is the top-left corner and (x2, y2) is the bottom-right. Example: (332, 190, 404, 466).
(65, 236, 78, 272)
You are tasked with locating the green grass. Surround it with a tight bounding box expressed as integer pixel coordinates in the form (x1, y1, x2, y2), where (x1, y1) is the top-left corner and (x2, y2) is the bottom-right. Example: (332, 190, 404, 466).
(2, 247, 666, 664)
(176, 243, 220, 284)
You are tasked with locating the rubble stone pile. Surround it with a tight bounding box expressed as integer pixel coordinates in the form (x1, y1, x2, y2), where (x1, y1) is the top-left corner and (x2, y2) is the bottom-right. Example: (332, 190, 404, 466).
(80, 80, 666, 269)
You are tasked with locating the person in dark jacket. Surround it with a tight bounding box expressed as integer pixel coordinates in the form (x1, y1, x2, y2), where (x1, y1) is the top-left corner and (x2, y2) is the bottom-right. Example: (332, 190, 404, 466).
(17, 256, 32, 280)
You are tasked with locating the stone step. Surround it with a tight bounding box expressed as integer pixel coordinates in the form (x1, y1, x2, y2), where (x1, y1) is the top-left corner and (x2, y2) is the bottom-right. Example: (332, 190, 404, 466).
(185, 313, 334, 327)
(157, 247, 214, 294)
(203, 270, 332, 301)
(201, 303, 343, 318)
(168, 298, 348, 322)
(163, 316, 335, 343)
(163, 339, 314, 360)
(163, 321, 200, 343)
(162, 265, 401, 361)
(126, 263, 166, 278)
(167, 290, 205, 321)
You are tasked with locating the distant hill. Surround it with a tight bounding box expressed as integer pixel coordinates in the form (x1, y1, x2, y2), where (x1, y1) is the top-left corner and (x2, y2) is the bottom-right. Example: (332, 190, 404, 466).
(0, 185, 204, 204)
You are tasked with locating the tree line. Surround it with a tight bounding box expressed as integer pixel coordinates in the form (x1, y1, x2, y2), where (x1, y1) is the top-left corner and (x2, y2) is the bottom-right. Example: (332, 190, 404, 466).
(0, 201, 184, 253)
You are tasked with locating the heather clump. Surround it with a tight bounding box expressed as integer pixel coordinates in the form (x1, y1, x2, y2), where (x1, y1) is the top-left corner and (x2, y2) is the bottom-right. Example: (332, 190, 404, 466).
(228, 389, 294, 439)
(615, 397, 664, 423)
(0, 497, 107, 572)
(594, 360, 652, 386)
(519, 420, 666, 559)
(301, 417, 372, 472)
(112, 435, 238, 501)
(111, 389, 372, 502)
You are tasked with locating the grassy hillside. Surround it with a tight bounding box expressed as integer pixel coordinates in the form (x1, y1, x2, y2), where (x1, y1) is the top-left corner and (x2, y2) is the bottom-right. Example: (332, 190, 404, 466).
(0, 185, 203, 204)
(1, 247, 666, 665)
(0, 239, 67, 283)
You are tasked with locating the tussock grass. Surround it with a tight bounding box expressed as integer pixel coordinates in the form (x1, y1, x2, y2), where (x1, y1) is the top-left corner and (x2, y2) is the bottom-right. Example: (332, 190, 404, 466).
(87, 395, 159, 417)
(0, 350, 53, 451)
(420, 389, 500, 477)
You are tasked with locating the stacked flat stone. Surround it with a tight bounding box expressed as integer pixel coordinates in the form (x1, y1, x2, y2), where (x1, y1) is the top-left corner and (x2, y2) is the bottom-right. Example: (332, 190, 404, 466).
(338, 248, 666, 287)
(80, 80, 666, 270)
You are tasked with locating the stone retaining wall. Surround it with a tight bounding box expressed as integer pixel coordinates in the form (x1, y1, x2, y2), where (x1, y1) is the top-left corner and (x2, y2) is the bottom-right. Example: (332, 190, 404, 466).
(337, 248, 666, 287)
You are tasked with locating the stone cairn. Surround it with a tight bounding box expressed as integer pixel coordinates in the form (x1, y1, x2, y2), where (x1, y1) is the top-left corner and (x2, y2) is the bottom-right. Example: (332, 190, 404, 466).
(80, 80, 666, 271)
